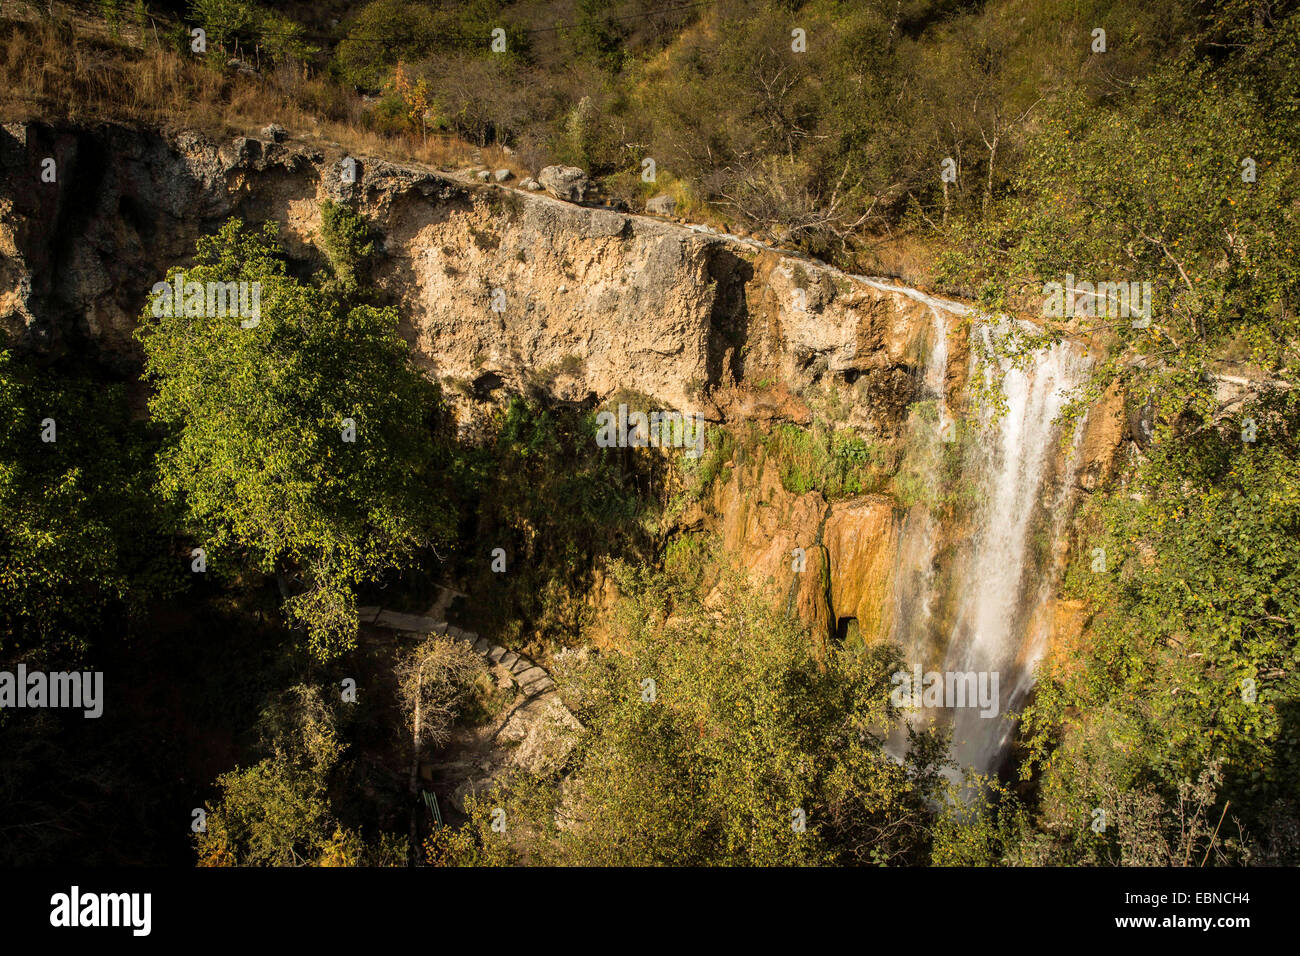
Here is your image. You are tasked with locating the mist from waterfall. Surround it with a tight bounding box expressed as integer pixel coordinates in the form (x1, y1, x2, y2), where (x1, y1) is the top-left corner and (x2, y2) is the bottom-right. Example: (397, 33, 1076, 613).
(886, 309, 1090, 786)
(942, 323, 1089, 775)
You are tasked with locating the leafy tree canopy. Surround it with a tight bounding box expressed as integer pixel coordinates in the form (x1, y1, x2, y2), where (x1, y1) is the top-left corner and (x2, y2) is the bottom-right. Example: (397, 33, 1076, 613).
(435, 566, 950, 866)
(136, 217, 449, 659)
(0, 351, 175, 661)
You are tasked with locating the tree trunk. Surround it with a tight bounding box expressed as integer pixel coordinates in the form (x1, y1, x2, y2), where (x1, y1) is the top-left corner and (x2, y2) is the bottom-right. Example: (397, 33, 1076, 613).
(409, 673, 422, 799)
(407, 659, 425, 864)
(984, 137, 997, 215)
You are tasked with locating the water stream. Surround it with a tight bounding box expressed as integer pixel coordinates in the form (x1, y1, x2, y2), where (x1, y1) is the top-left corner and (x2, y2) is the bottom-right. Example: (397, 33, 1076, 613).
(879, 299, 1090, 786)
(941, 323, 1089, 775)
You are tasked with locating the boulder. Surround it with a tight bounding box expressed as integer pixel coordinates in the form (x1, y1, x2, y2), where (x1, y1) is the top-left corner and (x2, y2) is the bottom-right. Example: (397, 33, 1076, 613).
(645, 192, 677, 217)
(538, 165, 591, 203)
(492, 168, 513, 182)
(475, 169, 491, 181)
(262, 123, 287, 142)
(520, 177, 541, 190)
(1126, 395, 1157, 449)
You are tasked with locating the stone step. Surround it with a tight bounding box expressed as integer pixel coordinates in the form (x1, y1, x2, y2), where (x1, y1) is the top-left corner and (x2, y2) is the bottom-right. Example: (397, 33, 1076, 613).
(514, 665, 548, 686)
(520, 676, 554, 696)
(357, 604, 577, 727)
(377, 610, 439, 632)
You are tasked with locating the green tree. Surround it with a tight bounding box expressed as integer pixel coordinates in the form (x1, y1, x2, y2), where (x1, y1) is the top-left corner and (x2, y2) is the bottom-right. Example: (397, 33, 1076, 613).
(254, 8, 318, 66)
(136, 217, 448, 659)
(196, 684, 404, 865)
(334, 0, 439, 90)
(573, 0, 627, 75)
(1018, 387, 1300, 864)
(0, 352, 175, 661)
(334, 0, 528, 91)
(315, 199, 375, 291)
(187, 0, 255, 59)
(444, 565, 947, 865)
(99, 0, 123, 38)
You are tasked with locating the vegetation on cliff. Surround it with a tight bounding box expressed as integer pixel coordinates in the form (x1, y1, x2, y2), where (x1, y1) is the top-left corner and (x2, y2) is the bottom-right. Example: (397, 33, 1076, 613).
(1, 0, 1298, 870)
(136, 218, 448, 659)
(428, 567, 950, 867)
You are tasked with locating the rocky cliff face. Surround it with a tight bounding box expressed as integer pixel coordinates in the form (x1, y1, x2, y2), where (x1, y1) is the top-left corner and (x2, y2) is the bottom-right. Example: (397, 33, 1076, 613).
(0, 119, 954, 439)
(683, 447, 904, 653)
(0, 120, 1129, 705)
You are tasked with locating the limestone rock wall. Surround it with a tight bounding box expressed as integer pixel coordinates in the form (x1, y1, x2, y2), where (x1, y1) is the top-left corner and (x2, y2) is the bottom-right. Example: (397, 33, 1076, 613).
(0, 119, 1132, 671)
(1, 119, 953, 438)
(692, 443, 907, 653)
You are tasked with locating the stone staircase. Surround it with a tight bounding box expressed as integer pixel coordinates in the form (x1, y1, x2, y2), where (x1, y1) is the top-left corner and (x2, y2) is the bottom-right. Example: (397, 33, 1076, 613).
(358, 590, 582, 818)
(357, 601, 558, 700)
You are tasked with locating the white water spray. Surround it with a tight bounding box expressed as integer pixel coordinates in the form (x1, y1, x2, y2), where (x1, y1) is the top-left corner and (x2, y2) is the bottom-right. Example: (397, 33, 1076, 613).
(878, 304, 1090, 787)
(941, 322, 1090, 775)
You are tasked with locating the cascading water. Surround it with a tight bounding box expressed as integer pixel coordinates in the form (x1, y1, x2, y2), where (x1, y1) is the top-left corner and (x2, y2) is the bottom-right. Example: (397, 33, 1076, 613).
(879, 298, 1090, 787)
(941, 322, 1090, 776)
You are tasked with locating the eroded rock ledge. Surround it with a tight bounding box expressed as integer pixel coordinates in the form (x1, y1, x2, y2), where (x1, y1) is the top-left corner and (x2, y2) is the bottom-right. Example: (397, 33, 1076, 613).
(0, 119, 968, 437)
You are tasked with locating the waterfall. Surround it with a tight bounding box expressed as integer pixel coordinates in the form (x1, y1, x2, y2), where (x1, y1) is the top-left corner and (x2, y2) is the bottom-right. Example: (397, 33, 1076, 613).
(884, 307, 1090, 785)
(941, 322, 1089, 776)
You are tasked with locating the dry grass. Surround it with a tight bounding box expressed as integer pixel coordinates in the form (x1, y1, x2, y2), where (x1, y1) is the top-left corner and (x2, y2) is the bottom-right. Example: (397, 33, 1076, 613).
(1, 5, 935, 270)
(0, 13, 529, 177)
(851, 231, 942, 291)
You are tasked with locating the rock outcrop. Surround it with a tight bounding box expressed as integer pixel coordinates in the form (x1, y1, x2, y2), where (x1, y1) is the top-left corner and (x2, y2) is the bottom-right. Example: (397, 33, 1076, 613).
(645, 192, 676, 217)
(536, 164, 591, 203)
(0, 119, 1128, 697)
(0, 119, 965, 438)
(687, 441, 907, 652)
